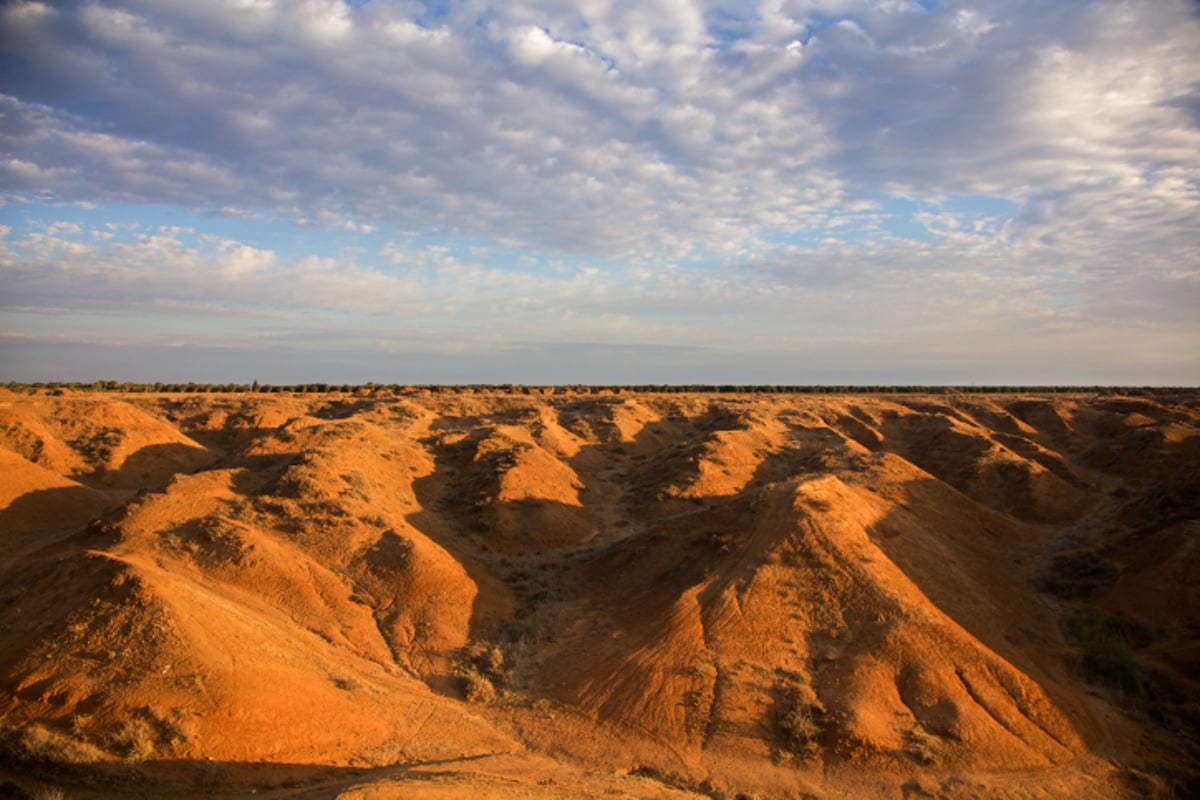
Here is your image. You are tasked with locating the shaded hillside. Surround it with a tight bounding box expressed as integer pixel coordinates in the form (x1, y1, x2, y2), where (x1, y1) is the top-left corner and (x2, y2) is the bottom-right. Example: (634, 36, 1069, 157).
(0, 390, 1197, 799)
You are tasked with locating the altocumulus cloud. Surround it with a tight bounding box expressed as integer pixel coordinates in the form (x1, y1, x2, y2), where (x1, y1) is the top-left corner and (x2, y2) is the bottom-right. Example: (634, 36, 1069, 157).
(0, 0, 1198, 383)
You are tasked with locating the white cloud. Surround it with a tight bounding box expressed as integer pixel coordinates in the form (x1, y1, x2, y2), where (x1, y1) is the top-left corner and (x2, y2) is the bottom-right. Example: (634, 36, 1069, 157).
(0, 0, 1197, 381)
(1, 0, 1191, 262)
(3, 216, 1193, 374)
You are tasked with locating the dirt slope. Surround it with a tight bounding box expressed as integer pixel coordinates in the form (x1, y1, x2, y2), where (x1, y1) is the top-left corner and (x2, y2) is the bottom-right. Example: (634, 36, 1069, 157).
(1, 389, 1197, 799)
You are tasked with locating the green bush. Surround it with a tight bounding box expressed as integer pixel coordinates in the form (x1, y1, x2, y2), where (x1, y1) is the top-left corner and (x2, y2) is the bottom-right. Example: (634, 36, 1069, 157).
(1067, 611, 1152, 695)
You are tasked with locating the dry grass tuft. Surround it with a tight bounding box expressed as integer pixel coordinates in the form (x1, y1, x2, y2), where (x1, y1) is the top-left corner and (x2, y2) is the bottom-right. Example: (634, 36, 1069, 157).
(778, 701, 823, 754)
(32, 788, 70, 800)
(454, 640, 507, 704)
(107, 718, 158, 760)
(1, 723, 106, 766)
(904, 728, 937, 765)
(1124, 767, 1183, 800)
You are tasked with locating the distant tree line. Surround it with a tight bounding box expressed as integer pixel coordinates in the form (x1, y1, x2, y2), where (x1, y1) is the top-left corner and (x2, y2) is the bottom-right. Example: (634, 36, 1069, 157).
(2, 381, 1192, 397)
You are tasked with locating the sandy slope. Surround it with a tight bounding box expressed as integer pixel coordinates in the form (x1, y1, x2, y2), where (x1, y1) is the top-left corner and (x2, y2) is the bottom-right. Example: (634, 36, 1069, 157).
(0, 389, 1197, 799)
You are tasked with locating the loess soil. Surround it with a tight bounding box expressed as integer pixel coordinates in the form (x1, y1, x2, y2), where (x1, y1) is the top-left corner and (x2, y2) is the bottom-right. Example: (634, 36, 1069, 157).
(1, 388, 1198, 799)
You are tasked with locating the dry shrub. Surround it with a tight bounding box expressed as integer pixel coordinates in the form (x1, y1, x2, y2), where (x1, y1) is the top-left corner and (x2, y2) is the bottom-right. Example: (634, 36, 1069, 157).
(458, 669, 497, 704)
(454, 640, 506, 704)
(779, 703, 822, 754)
(32, 788, 69, 800)
(3, 724, 105, 766)
(1036, 551, 1119, 599)
(105, 707, 193, 760)
(904, 728, 936, 765)
(107, 718, 157, 760)
(1125, 767, 1183, 800)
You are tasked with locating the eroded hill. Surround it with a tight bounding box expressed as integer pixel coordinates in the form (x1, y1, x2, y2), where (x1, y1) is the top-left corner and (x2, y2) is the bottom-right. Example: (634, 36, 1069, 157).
(0, 389, 1197, 799)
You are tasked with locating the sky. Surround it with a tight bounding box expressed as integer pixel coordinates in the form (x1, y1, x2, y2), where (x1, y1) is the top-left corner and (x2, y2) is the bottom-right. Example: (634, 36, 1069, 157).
(1, 0, 1198, 385)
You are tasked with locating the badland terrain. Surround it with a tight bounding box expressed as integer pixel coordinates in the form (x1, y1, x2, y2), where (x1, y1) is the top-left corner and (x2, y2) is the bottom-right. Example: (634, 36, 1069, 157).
(0, 387, 1197, 799)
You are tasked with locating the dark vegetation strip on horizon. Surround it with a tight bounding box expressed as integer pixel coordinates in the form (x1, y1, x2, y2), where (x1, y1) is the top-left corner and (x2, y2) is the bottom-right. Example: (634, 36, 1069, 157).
(2, 381, 1193, 397)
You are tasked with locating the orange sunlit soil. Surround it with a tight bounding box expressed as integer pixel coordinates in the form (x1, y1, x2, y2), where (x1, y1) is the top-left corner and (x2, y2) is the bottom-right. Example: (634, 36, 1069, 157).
(1, 388, 1197, 798)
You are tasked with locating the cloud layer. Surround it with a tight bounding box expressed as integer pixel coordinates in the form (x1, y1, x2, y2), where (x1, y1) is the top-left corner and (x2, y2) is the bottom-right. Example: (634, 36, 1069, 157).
(1, 0, 1198, 382)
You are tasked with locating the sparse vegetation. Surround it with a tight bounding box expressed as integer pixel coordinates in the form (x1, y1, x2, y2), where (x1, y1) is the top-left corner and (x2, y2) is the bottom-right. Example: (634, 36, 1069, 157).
(31, 787, 69, 800)
(3, 381, 1187, 397)
(458, 668, 497, 704)
(2, 389, 1197, 797)
(454, 640, 507, 703)
(778, 698, 824, 754)
(904, 728, 937, 765)
(72, 429, 124, 464)
(1067, 610, 1153, 696)
(1124, 767, 1183, 800)
(100, 707, 193, 761)
(1036, 550, 1120, 599)
(0, 723, 106, 767)
(107, 718, 158, 760)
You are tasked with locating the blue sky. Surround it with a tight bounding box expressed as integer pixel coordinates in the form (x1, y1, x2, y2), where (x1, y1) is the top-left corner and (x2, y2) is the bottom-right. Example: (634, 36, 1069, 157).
(1, 0, 1198, 384)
